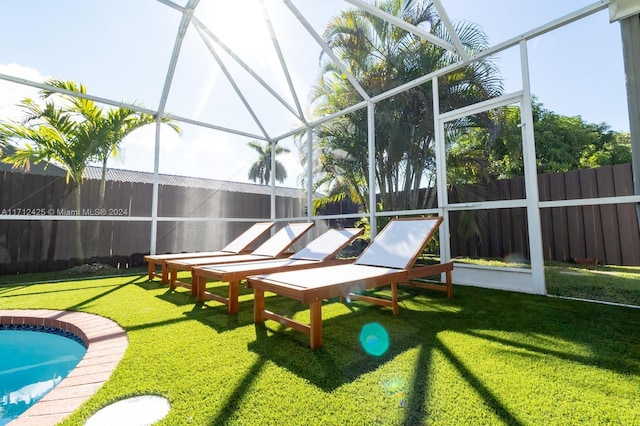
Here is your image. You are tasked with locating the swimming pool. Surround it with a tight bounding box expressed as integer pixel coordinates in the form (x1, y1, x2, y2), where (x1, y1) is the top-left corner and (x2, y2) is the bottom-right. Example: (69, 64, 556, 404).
(0, 326, 86, 425)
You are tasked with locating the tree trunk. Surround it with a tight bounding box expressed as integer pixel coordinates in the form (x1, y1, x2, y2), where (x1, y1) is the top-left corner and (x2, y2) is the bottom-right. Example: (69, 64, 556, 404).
(74, 185, 84, 262)
(89, 158, 108, 258)
(46, 185, 71, 266)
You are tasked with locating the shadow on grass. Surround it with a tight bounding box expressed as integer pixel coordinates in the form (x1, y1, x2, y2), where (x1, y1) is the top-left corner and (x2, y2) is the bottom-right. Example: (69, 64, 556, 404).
(241, 285, 639, 425)
(185, 290, 312, 334)
(244, 290, 529, 424)
(593, 265, 640, 274)
(153, 280, 265, 332)
(432, 338, 523, 425)
(184, 301, 253, 332)
(129, 274, 640, 425)
(246, 295, 453, 392)
(0, 268, 148, 286)
(0, 284, 30, 294)
(135, 280, 168, 291)
(66, 275, 144, 311)
(0, 275, 146, 312)
(208, 356, 267, 426)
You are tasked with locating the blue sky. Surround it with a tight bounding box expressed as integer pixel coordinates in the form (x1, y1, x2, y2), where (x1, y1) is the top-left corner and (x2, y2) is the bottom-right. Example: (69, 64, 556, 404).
(0, 0, 629, 188)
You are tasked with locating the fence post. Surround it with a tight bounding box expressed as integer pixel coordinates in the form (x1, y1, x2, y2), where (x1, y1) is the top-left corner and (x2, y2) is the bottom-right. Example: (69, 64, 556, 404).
(619, 13, 640, 232)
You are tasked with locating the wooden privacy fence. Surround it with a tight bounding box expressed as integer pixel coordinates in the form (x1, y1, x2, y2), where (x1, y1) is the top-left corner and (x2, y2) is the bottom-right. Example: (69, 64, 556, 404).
(0, 172, 304, 275)
(449, 163, 640, 266)
(0, 163, 638, 275)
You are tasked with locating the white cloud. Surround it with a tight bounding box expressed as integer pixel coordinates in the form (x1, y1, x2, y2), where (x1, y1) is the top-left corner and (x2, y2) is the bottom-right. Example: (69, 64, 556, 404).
(115, 125, 256, 182)
(112, 124, 182, 172)
(0, 63, 49, 121)
(279, 151, 304, 188)
(166, 132, 257, 182)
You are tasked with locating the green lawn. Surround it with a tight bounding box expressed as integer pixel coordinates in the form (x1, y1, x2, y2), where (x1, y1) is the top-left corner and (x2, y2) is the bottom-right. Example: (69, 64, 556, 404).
(450, 257, 640, 306)
(545, 262, 640, 306)
(1, 268, 639, 425)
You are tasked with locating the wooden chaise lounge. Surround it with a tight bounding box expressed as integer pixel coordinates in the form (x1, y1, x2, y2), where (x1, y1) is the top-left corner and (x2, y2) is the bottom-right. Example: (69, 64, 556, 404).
(191, 227, 364, 314)
(144, 221, 274, 283)
(167, 222, 314, 295)
(246, 217, 453, 349)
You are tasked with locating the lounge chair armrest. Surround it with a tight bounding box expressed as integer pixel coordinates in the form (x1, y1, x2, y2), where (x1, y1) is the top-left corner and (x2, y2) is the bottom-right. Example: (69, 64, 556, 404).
(406, 262, 453, 280)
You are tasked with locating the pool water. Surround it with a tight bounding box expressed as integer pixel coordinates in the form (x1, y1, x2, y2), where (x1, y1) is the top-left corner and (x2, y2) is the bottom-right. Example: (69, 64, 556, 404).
(0, 327, 86, 425)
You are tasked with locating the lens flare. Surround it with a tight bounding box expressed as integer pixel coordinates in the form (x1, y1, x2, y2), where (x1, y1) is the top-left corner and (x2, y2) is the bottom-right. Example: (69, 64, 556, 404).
(359, 322, 389, 356)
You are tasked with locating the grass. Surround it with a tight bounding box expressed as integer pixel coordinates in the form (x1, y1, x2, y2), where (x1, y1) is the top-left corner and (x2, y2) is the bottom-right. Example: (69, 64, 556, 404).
(0, 265, 147, 286)
(428, 255, 640, 305)
(1, 266, 639, 425)
(545, 262, 640, 306)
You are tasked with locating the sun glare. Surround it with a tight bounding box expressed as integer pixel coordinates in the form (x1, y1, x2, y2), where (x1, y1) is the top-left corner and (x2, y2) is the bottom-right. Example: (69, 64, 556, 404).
(184, 0, 299, 130)
(193, 0, 274, 64)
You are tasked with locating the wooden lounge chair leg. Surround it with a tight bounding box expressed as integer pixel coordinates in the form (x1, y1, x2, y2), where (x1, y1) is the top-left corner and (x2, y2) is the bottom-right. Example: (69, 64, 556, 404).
(446, 270, 453, 298)
(169, 267, 177, 290)
(194, 276, 201, 300)
(309, 300, 323, 349)
(161, 264, 169, 284)
(148, 262, 155, 281)
(254, 289, 266, 323)
(391, 282, 399, 316)
(228, 280, 239, 314)
(190, 271, 198, 296)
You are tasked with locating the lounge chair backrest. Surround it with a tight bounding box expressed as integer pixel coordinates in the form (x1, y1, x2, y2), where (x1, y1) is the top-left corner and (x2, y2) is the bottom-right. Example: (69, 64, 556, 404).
(221, 222, 276, 253)
(251, 222, 315, 257)
(291, 228, 364, 261)
(354, 217, 443, 269)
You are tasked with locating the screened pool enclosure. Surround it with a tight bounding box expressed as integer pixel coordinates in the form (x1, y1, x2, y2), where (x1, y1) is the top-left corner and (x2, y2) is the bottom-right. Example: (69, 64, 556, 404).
(0, 0, 639, 294)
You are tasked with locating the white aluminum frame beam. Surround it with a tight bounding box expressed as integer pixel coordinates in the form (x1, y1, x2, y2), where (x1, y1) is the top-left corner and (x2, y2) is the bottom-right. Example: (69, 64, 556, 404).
(345, 0, 462, 58)
(259, 0, 306, 121)
(430, 0, 470, 62)
(2, 0, 609, 148)
(193, 23, 271, 140)
(283, 0, 370, 102)
(306, 128, 314, 221)
(154, 0, 184, 13)
(0, 73, 158, 116)
(367, 101, 377, 236)
(192, 17, 304, 123)
(3, 1, 609, 152)
(150, 0, 199, 256)
(519, 39, 546, 295)
(435, 43, 546, 294)
(619, 12, 640, 229)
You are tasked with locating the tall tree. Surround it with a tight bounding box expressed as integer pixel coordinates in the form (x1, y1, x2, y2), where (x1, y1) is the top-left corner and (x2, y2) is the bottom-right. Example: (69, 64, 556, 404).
(247, 141, 290, 185)
(580, 131, 632, 168)
(304, 0, 503, 213)
(484, 99, 631, 180)
(0, 81, 107, 260)
(43, 80, 181, 257)
(1, 79, 181, 260)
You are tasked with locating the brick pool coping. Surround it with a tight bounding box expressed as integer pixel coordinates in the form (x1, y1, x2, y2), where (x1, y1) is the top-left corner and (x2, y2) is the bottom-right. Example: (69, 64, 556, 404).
(0, 309, 128, 426)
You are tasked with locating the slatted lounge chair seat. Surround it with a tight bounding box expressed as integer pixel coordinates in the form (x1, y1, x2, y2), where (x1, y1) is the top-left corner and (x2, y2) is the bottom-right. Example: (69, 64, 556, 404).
(167, 222, 314, 295)
(144, 222, 274, 283)
(246, 217, 453, 349)
(191, 228, 364, 313)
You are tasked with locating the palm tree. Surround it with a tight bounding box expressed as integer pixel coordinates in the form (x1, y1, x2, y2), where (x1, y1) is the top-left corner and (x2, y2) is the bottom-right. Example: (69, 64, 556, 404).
(306, 0, 503, 213)
(44, 81, 181, 257)
(0, 82, 108, 260)
(1, 79, 181, 260)
(86, 108, 180, 257)
(247, 141, 290, 185)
